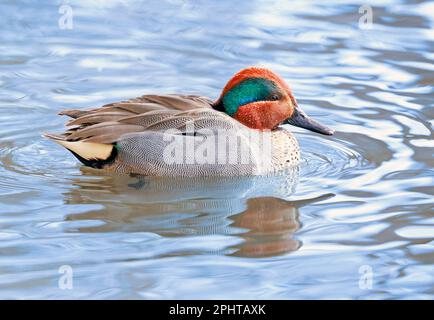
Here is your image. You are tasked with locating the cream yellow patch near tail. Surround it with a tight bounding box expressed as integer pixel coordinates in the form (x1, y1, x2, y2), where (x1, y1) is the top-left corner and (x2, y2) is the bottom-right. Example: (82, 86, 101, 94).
(44, 134, 113, 161)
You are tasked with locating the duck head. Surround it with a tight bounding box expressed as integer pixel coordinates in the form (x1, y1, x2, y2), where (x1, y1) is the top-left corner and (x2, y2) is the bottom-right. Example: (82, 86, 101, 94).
(214, 67, 334, 135)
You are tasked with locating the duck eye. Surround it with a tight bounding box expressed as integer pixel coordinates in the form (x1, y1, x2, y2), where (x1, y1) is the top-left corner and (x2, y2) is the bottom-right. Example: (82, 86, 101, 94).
(271, 94, 279, 101)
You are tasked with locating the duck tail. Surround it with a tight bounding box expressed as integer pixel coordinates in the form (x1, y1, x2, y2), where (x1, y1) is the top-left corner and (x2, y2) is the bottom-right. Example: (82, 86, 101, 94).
(44, 133, 117, 169)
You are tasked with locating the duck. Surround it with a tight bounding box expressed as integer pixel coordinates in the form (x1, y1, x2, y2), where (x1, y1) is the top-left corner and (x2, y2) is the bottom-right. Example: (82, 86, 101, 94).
(45, 67, 333, 176)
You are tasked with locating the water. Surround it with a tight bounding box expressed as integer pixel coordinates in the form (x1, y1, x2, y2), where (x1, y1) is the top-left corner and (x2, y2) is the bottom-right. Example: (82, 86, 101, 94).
(0, 0, 433, 299)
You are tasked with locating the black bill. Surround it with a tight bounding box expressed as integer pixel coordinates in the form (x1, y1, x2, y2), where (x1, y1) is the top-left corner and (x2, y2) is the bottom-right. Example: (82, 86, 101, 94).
(285, 105, 334, 135)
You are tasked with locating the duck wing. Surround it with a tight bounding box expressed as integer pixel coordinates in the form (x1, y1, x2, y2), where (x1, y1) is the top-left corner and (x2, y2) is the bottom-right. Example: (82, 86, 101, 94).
(51, 94, 217, 144)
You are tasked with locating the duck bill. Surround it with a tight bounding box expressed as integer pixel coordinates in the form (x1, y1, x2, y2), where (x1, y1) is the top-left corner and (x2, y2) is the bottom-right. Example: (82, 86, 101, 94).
(285, 105, 334, 135)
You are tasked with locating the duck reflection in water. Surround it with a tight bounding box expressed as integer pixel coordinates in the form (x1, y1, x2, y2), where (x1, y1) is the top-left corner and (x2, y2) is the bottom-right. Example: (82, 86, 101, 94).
(63, 167, 333, 258)
(229, 194, 332, 258)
